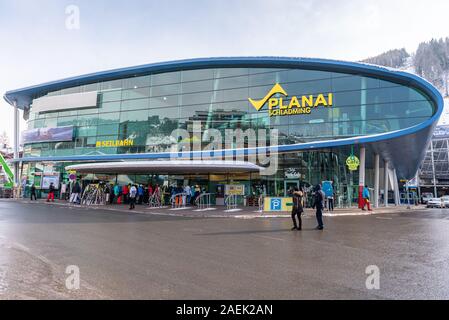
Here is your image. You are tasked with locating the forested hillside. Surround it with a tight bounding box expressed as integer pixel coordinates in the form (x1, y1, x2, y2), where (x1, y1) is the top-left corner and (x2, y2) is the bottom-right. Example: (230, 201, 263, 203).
(362, 38, 449, 97)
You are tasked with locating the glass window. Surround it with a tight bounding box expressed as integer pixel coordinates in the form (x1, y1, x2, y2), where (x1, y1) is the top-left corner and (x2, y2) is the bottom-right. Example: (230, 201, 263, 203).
(44, 118, 58, 128)
(182, 69, 214, 82)
(249, 71, 282, 86)
(98, 112, 120, 124)
(83, 83, 99, 92)
(57, 116, 77, 127)
(182, 91, 217, 105)
(101, 90, 122, 102)
(150, 95, 179, 108)
(121, 98, 150, 111)
(77, 114, 98, 126)
(285, 78, 332, 96)
(100, 101, 121, 112)
(214, 75, 248, 90)
(220, 88, 249, 103)
(181, 79, 214, 94)
(122, 87, 150, 100)
(61, 86, 82, 95)
(332, 76, 362, 92)
(151, 72, 180, 86)
(215, 68, 248, 78)
(76, 126, 97, 137)
(77, 108, 98, 115)
(149, 107, 179, 119)
(123, 75, 151, 89)
(120, 109, 149, 123)
(97, 124, 119, 136)
(151, 83, 180, 97)
(287, 70, 331, 82)
(101, 79, 123, 91)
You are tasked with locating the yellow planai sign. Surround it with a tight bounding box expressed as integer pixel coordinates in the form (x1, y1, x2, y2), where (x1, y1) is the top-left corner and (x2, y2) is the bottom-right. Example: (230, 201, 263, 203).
(248, 83, 333, 117)
(96, 139, 134, 148)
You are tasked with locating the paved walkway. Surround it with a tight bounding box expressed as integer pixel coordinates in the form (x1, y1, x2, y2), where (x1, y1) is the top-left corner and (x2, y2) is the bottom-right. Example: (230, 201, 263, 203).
(6, 198, 428, 219)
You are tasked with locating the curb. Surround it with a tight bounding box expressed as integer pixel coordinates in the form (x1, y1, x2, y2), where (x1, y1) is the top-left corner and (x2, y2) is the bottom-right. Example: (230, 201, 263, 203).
(1, 199, 428, 219)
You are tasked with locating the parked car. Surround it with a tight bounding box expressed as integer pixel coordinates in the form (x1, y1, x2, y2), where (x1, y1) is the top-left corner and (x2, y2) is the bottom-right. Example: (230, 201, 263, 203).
(427, 198, 443, 208)
(441, 196, 449, 208)
(422, 193, 434, 204)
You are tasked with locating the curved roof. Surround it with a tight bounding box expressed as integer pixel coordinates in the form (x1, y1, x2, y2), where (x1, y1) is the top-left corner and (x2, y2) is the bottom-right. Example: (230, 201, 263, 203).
(4, 57, 445, 179)
(65, 160, 263, 174)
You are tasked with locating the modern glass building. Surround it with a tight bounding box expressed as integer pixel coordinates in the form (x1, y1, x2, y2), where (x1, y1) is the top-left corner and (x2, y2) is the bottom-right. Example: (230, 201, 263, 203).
(3, 57, 444, 207)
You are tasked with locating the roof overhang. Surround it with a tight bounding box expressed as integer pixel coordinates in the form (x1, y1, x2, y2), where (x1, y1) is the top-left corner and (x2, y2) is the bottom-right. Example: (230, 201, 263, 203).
(65, 160, 263, 174)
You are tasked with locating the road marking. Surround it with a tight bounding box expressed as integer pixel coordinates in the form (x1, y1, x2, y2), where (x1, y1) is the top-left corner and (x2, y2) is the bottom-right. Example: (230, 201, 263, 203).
(376, 217, 393, 220)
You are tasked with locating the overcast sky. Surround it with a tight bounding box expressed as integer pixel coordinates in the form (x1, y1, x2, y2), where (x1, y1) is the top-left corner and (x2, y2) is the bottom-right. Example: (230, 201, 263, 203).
(1, 0, 449, 144)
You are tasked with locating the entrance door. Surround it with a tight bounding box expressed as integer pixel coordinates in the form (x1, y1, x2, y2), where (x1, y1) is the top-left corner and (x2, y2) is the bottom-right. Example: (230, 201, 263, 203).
(284, 181, 300, 197)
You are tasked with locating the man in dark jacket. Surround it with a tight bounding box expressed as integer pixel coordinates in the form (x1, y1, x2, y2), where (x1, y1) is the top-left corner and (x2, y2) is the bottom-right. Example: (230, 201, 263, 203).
(291, 187, 304, 231)
(30, 183, 37, 201)
(312, 184, 325, 230)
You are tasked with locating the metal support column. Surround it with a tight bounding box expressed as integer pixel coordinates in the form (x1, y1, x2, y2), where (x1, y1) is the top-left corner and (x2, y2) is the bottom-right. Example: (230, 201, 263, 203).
(384, 160, 389, 207)
(374, 153, 380, 208)
(430, 141, 437, 197)
(358, 146, 366, 209)
(13, 100, 20, 185)
(393, 169, 400, 206)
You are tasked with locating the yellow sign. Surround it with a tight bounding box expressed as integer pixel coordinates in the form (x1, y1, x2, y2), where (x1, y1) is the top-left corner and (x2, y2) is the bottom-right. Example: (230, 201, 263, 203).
(346, 155, 360, 171)
(248, 83, 333, 117)
(263, 197, 294, 212)
(96, 139, 134, 148)
(225, 184, 245, 196)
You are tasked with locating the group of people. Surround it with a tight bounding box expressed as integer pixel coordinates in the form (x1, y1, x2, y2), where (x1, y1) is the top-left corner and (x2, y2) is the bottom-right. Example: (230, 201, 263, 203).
(290, 184, 325, 231)
(290, 184, 373, 231)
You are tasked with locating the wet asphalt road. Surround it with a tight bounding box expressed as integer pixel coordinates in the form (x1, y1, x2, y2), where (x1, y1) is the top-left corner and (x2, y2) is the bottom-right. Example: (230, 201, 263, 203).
(0, 200, 448, 300)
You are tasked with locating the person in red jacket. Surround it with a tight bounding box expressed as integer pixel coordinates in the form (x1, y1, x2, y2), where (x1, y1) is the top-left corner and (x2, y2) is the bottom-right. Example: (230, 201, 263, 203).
(122, 184, 129, 204)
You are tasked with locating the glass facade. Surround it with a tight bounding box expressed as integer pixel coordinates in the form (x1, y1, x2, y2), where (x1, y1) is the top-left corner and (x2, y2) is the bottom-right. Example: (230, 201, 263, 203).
(22, 66, 436, 205)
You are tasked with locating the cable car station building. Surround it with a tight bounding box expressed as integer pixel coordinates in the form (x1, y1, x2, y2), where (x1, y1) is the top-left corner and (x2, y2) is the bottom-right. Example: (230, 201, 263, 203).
(4, 57, 444, 207)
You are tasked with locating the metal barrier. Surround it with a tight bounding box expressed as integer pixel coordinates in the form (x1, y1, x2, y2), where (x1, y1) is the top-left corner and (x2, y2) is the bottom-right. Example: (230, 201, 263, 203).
(171, 192, 187, 208)
(149, 190, 163, 208)
(258, 194, 264, 212)
(225, 194, 239, 210)
(195, 193, 212, 210)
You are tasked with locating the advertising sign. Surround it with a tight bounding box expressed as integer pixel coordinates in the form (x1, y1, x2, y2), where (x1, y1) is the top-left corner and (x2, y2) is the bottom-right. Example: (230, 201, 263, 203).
(225, 184, 245, 196)
(263, 197, 293, 212)
(322, 181, 334, 198)
(22, 126, 74, 144)
(346, 155, 360, 171)
(41, 175, 60, 190)
(248, 83, 333, 117)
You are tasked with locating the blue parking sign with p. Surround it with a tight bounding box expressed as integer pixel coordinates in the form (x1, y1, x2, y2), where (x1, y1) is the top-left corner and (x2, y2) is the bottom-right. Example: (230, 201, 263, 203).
(270, 198, 282, 211)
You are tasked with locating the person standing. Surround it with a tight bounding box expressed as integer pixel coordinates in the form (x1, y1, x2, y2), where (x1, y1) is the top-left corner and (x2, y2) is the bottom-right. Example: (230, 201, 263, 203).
(122, 184, 130, 204)
(30, 183, 37, 201)
(184, 185, 191, 205)
(362, 185, 372, 211)
(70, 182, 81, 204)
(137, 185, 144, 204)
(47, 182, 55, 202)
(291, 187, 304, 231)
(113, 184, 120, 204)
(328, 193, 335, 212)
(129, 184, 137, 210)
(312, 184, 325, 230)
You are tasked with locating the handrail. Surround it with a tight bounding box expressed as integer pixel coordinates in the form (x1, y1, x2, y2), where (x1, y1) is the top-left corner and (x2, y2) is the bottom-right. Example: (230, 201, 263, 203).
(225, 194, 239, 210)
(171, 192, 187, 208)
(149, 189, 163, 208)
(258, 194, 264, 213)
(195, 193, 212, 210)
